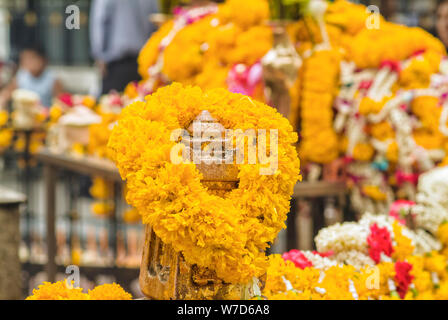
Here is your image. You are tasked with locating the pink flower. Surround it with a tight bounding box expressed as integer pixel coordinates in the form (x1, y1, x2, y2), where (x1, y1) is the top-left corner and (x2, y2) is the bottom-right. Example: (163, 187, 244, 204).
(389, 200, 415, 225)
(282, 250, 313, 269)
(227, 62, 263, 97)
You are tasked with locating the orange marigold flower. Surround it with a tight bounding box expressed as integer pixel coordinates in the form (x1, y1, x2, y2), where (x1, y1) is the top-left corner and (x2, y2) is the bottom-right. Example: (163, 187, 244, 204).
(88, 283, 132, 300)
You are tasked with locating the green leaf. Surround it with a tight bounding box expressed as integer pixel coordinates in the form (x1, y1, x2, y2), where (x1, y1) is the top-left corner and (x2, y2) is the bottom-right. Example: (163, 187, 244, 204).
(282, 0, 309, 5)
(399, 208, 407, 218)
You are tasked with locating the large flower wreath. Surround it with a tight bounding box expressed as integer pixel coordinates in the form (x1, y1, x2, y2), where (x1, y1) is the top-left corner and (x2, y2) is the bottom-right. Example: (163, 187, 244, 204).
(108, 83, 301, 284)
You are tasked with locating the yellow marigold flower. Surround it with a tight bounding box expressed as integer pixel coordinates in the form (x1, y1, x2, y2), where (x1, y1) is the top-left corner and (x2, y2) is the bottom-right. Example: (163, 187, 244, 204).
(424, 251, 447, 276)
(369, 122, 395, 141)
(123, 82, 139, 100)
(0, 110, 8, 126)
(386, 141, 399, 163)
(411, 96, 440, 129)
(263, 254, 320, 297)
(399, 55, 437, 89)
(442, 246, 448, 258)
(362, 185, 387, 201)
(226, 25, 272, 66)
(392, 220, 415, 261)
(29, 138, 44, 155)
(320, 265, 358, 300)
(88, 112, 118, 160)
(435, 281, 448, 300)
(49, 105, 63, 123)
(89, 177, 113, 199)
(437, 222, 448, 247)
(82, 96, 96, 109)
(359, 96, 390, 116)
(71, 143, 85, 156)
(352, 143, 375, 162)
(71, 248, 82, 266)
(35, 111, 47, 123)
(91, 201, 114, 217)
(217, 0, 269, 30)
(377, 262, 396, 296)
(326, 0, 377, 36)
(123, 208, 140, 224)
(88, 283, 132, 300)
(415, 291, 436, 300)
(26, 281, 89, 300)
(14, 136, 25, 152)
(413, 129, 444, 150)
(0, 128, 13, 149)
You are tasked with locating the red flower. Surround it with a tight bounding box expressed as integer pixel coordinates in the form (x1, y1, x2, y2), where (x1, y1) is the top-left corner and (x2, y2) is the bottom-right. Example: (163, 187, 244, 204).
(367, 223, 394, 264)
(312, 250, 334, 258)
(282, 250, 313, 269)
(395, 261, 414, 299)
(58, 93, 74, 107)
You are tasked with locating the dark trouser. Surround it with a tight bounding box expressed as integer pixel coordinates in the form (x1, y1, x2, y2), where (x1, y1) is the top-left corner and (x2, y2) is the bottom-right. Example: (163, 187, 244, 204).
(101, 55, 141, 95)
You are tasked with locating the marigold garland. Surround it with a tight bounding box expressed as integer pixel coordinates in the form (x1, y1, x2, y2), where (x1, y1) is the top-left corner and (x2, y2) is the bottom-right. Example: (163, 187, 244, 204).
(26, 281, 132, 300)
(26, 281, 89, 300)
(346, 22, 445, 70)
(108, 83, 301, 284)
(299, 48, 341, 164)
(137, 0, 272, 95)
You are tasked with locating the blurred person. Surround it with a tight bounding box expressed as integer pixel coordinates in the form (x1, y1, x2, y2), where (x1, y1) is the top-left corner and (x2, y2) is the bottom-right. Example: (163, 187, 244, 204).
(0, 46, 63, 108)
(437, 0, 448, 48)
(90, 0, 159, 95)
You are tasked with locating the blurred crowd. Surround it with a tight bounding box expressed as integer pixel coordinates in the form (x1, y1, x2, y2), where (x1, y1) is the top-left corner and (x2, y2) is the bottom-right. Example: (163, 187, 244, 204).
(0, 0, 159, 109)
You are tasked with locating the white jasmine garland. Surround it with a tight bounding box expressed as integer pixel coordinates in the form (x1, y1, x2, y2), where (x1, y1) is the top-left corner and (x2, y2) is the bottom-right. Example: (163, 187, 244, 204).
(315, 213, 396, 256)
(332, 250, 375, 270)
(301, 251, 338, 270)
(408, 229, 441, 255)
(315, 222, 368, 254)
(413, 166, 448, 234)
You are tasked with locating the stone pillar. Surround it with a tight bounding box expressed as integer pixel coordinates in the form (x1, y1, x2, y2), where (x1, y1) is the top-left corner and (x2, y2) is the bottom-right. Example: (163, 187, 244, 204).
(0, 187, 26, 299)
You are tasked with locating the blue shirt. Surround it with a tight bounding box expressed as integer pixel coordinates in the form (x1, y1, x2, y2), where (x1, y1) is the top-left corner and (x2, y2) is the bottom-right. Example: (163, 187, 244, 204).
(16, 69, 55, 107)
(89, 0, 159, 63)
